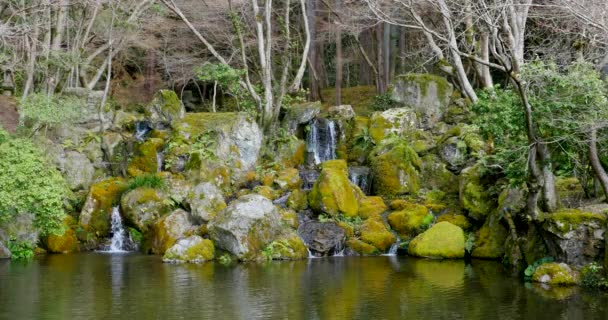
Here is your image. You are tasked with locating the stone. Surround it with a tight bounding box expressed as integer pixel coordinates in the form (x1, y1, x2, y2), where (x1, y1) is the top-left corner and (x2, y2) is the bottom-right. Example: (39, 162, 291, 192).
(298, 221, 346, 256)
(408, 222, 465, 259)
(346, 238, 379, 255)
(388, 202, 434, 238)
(369, 108, 418, 144)
(369, 139, 421, 196)
(360, 218, 397, 252)
(127, 138, 165, 176)
(149, 209, 196, 255)
(63, 88, 113, 130)
(390, 73, 453, 129)
(532, 263, 578, 286)
(59, 151, 95, 191)
(287, 189, 308, 211)
(147, 90, 185, 126)
(101, 132, 126, 175)
(162, 236, 214, 263)
(439, 136, 468, 173)
(0, 213, 38, 253)
(120, 187, 171, 233)
(263, 234, 308, 260)
(208, 194, 285, 260)
(79, 178, 127, 241)
(328, 105, 356, 120)
(419, 154, 459, 195)
(308, 160, 362, 217)
(357, 197, 387, 219)
(46, 216, 79, 254)
(185, 182, 226, 223)
(274, 168, 302, 190)
(282, 101, 321, 134)
(459, 164, 494, 221)
(471, 214, 508, 259)
(541, 209, 606, 267)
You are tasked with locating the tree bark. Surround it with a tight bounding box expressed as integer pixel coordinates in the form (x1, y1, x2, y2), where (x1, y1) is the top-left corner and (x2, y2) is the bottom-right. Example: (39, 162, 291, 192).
(589, 126, 608, 201)
(375, 24, 387, 94)
(335, 0, 342, 105)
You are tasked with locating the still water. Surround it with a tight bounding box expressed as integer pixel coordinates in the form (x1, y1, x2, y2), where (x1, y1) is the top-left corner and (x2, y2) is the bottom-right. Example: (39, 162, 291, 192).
(1, 254, 607, 320)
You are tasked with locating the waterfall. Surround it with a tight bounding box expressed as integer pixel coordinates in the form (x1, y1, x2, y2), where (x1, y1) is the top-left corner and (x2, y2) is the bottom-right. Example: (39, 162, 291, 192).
(348, 166, 372, 195)
(306, 118, 337, 166)
(108, 207, 129, 252)
(156, 151, 164, 172)
(134, 121, 151, 141)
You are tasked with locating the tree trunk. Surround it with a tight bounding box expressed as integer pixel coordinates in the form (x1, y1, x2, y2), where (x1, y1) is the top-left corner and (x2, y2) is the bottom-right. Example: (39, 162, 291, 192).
(375, 24, 387, 94)
(537, 142, 558, 212)
(589, 126, 608, 201)
(335, 0, 342, 106)
(398, 27, 406, 75)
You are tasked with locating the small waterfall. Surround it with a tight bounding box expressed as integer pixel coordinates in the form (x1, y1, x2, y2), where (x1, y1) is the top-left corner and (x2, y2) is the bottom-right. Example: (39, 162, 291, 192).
(134, 121, 151, 141)
(156, 151, 164, 172)
(300, 169, 320, 190)
(348, 166, 372, 195)
(307, 247, 319, 259)
(108, 207, 129, 252)
(386, 242, 399, 256)
(306, 118, 337, 166)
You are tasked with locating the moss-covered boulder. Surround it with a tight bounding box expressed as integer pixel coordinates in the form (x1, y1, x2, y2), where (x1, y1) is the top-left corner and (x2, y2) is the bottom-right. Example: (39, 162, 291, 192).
(167, 112, 262, 183)
(79, 178, 127, 241)
(360, 218, 397, 252)
(556, 177, 586, 208)
(45, 216, 79, 254)
(471, 214, 508, 259)
(436, 214, 471, 231)
(148, 209, 196, 255)
(120, 187, 171, 233)
(459, 164, 494, 221)
(208, 194, 285, 260)
(408, 222, 465, 258)
(370, 139, 421, 197)
(419, 154, 459, 195)
(147, 89, 184, 125)
(346, 238, 379, 255)
(263, 234, 308, 260)
(185, 182, 226, 223)
(532, 262, 578, 286)
(388, 202, 434, 238)
(369, 108, 418, 144)
(298, 221, 346, 256)
(287, 189, 308, 211)
(162, 236, 214, 264)
(274, 168, 302, 190)
(390, 73, 453, 129)
(348, 116, 372, 165)
(253, 185, 280, 200)
(542, 209, 606, 266)
(282, 101, 321, 134)
(274, 138, 306, 168)
(279, 208, 299, 229)
(358, 197, 387, 219)
(309, 160, 361, 217)
(127, 138, 165, 176)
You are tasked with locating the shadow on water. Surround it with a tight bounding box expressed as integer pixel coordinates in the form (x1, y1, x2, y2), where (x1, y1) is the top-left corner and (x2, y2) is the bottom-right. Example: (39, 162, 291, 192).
(1, 254, 608, 319)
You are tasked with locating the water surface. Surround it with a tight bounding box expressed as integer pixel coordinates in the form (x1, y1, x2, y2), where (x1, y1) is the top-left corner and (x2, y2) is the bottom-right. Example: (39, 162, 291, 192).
(1, 254, 607, 319)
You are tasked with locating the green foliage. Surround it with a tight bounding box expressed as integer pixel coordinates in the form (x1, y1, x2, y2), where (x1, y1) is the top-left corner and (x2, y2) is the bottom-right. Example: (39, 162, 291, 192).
(126, 174, 165, 192)
(370, 93, 398, 111)
(0, 135, 67, 236)
(580, 262, 608, 290)
(191, 130, 218, 161)
(128, 227, 143, 245)
(196, 63, 244, 94)
(218, 253, 233, 265)
(19, 93, 83, 129)
(352, 127, 375, 151)
(464, 232, 476, 254)
(524, 256, 555, 279)
(7, 238, 35, 260)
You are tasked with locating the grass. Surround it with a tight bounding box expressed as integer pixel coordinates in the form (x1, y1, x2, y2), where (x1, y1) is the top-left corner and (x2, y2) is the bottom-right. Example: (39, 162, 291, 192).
(321, 86, 378, 116)
(125, 173, 165, 192)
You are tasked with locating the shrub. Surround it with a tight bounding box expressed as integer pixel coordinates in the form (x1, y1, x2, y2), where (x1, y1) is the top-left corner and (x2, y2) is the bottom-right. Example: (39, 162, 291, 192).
(0, 133, 67, 237)
(125, 174, 166, 192)
(19, 93, 83, 129)
(370, 93, 398, 111)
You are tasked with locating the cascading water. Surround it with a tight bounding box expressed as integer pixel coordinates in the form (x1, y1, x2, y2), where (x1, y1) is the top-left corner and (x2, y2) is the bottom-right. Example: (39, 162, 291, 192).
(348, 166, 372, 195)
(134, 121, 151, 141)
(306, 118, 337, 166)
(108, 206, 129, 252)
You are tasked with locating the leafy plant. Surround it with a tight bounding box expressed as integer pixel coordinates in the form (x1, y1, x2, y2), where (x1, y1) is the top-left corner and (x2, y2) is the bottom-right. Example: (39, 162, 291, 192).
(524, 256, 555, 279)
(7, 238, 35, 260)
(191, 131, 218, 161)
(19, 93, 83, 132)
(580, 262, 608, 290)
(218, 254, 233, 265)
(125, 174, 165, 192)
(370, 93, 398, 111)
(352, 127, 375, 151)
(464, 233, 476, 254)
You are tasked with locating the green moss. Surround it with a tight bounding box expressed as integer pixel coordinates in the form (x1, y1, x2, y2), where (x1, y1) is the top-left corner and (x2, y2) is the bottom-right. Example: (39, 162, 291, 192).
(388, 201, 433, 238)
(369, 115, 391, 144)
(532, 263, 578, 286)
(358, 197, 387, 219)
(408, 222, 465, 259)
(262, 235, 308, 260)
(544, 209, 607, 233)
(360, 217, 397, 251)
(347, 238, 379, 255)
(436, 214, 471, 230)
(370, 139, 421, 197)
(82, 178, 127, 236)
(287, 189, 308, 211)
(459, 164, 495, 221)
(348, 116, 372, 164)
(397, 73, 451, 102)
(127, 138, 165, 176)
(274, 168, 302, 190)
(309, 160, 360, 217)
(46, 216, 79, 254)
(471, 217, 508, 259)
(163, 238, 215, 262)
(320, 86, 377, 116)
(279, 208, 299, 229)
(253, 185, 279, 200)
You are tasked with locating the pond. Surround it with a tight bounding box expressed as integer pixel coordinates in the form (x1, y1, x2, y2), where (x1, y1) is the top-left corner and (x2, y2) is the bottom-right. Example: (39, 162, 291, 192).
(1, 254, 607, 319)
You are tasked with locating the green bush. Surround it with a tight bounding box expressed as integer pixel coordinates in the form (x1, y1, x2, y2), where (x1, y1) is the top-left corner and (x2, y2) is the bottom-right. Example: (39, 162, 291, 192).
(370, 93, 398, 111)
(580, 262, 608, 290)
(7, 239, 35, 260)
(19, 93, 83, 129)
(0, 132, 67, 237)
(125, 174, 166, 192)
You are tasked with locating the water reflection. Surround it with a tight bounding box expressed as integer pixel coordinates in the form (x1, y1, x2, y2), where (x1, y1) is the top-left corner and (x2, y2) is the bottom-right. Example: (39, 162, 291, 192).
(1, 254, 608, 319)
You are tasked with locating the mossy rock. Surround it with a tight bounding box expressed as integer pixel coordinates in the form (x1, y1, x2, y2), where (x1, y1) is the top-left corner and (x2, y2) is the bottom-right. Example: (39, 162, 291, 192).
(369, 108, 418, 144)
(45, 216, 79, 254)
(253, 185, 280, 200)
(162, 236, 214, 264)
(370, 139, 421, 197)
(279, 208, 299, 229)
(147, 89, 184, 124)
(282, 101, 321, 134)
(556, 177, 585, 208)
(459, 164, 495, 221)
(274, 139, 306, 168)
(358, 196, 387, 219)
(120, 187, 171, 233)
(348, 116, 371, 165)
(408, 222, 465, 259)
(147, 209, 196, 255)
(127, 138, 165, 177)
(360, 218, 397, 252)
(263, 234, 308, 260)
(543, 209, 606, 234)
(309, 160, 361, 217)
(287, 189, 308, 211)
(436, 214, 471, 231)
(532, 262, 578, 286)
(471, 215, 508, 259)
(347, 238, 379, 255)
(79, 178, 128, 240)
(388, 202, 434, 238)
(274, 168, 302, 190)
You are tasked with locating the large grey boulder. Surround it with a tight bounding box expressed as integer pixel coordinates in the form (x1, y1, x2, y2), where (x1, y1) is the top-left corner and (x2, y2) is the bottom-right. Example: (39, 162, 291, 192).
(298, 221, 346, 256)
(208, 194, 284, 260)
(282, 101, 321, 134)
(63, 88, 113, 130)
(391, 73, 453, 129)
(369, 108, 418, 144)
(439, 136, 468, 173)
(150, 209, 197, 254)
(147, 90, 185, 126)
(0, 213, 38, 257)
(120, 188, 171, 233)
(162, 235, 215, 264)
(185, 182, 226, 223)
(60, 151, 95, 191)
